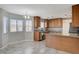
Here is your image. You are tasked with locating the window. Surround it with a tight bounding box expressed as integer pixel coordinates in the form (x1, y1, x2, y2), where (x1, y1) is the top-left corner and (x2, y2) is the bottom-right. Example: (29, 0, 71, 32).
(10, 19, 32, 32)
(3, 17, 8, 33)
(40, 21, 44, 28)
(17, 20, 23, 31)
(10, 19, 17, 32)
(26, 20, 32, 32)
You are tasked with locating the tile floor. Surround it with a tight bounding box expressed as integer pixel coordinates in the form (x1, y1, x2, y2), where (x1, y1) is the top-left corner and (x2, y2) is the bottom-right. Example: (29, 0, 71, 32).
(0, 41, 70, 54)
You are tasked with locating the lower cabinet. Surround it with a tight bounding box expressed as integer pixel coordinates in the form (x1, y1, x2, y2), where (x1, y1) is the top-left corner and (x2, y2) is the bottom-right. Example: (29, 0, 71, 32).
(34, 31, 40, 41)
(45, 34, 79, 54)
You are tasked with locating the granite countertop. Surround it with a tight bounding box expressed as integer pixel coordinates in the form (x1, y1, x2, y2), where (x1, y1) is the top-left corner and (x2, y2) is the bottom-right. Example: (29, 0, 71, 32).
(46, 32, 79, 38)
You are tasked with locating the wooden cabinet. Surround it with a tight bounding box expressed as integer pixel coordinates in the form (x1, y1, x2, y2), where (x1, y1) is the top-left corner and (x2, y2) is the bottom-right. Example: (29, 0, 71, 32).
(54, 18, 62, 27)
(51, 19, 55, 27)
(48, 20, 52, 28)
(45, 34, 79, 53)
(48, 18, 62, 28)
(34, 31, 40, 41)
(54, 19, 57, 27)
(72, 5, 79, 27)
(34, 16, 40, 28)
(48, 19, 54, 28)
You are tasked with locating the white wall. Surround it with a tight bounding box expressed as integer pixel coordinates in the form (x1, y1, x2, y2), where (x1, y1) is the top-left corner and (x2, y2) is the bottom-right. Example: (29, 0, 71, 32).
(48, 28, 62, 33)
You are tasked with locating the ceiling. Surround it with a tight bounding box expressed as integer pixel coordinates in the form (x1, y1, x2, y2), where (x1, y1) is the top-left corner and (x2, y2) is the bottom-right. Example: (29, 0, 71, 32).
(0, 4, 72, 19)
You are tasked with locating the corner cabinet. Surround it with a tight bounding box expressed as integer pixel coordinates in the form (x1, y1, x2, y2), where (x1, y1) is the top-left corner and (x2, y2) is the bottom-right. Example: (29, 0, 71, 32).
(72, 5, 79, 27)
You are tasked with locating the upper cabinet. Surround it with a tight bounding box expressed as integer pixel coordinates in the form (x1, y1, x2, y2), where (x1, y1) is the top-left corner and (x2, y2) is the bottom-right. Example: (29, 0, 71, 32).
(48, 20, 52, 28)
(34, 16, 40, 28)
(48, 19, 55, 28)
(72, 5, 79, 27)
(48, 18, 62, 28)
(54, 18, 63, 27)
(51, 19, 55, 27)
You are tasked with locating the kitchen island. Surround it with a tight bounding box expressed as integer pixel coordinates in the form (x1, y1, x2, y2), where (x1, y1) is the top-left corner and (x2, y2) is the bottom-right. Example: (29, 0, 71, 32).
(45, 33, 79, 54)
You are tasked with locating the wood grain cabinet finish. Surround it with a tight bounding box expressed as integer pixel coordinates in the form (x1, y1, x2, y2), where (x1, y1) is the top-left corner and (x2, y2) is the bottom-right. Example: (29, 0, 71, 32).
(34, 16, 40, 28)
(51, 19, 55, 27)
(48, 18, 62, 28)
(45, 34, 79, 54)
(34, 31, 40, 41)
(54, 18, 63, 28)
(72, 5, 79, 27)
(48, 20, 51, 28)
(48, 19, 55, 28)
(48, 20, 52, 28)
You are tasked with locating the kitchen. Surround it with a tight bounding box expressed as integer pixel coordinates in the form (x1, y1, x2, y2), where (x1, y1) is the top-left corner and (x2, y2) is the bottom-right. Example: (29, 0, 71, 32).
(0, 4, 79, 54)
(34, 4, 79, 54)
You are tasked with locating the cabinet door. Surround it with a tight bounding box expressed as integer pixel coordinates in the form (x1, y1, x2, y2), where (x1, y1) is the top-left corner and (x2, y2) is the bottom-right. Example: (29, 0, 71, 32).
(57, 19, 62, 27)
(34, 16, 40, 28)
(51, 20, 55, 27)
(54, 19, 57, 27)
(34, 31, 40, 41)
(49, 20, 52, 28)
(54, 19, 62, 28)
(37, 19, 40, 27)
(34, 17, 37, 28)
(72, 5, 79, 27)
(48, 18, 62, 28)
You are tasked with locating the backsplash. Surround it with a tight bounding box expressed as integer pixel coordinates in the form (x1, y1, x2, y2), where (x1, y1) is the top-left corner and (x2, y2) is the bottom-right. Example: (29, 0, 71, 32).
(48, 28, 62, 33)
